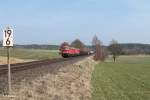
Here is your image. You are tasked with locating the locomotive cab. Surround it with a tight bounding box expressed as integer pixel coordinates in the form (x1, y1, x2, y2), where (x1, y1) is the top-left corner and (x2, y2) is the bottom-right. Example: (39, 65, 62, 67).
(59, 45, 80, 58)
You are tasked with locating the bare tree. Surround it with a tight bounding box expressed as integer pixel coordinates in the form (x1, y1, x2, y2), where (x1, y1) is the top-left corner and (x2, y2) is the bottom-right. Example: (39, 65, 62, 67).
(92, 35, 101, 51)
(108, 40, 122, 62)
(94, 44, 101, 61)
(60, 42, 69, 50)
(92, 35, 107, 61)
(71, 39, 86, 51)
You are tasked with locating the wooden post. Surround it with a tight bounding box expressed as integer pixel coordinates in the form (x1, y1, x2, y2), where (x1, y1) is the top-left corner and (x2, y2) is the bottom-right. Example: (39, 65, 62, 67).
(7, 47, 11, 94)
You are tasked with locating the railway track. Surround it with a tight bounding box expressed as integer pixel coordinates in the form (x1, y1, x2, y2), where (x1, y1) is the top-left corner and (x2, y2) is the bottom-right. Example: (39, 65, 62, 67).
(0, 56, 88, 75)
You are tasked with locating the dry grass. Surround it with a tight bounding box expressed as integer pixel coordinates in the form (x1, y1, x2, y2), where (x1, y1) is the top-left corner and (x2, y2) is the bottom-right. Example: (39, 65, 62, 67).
(0, 56, 96, 100)
(0, 56, 33, 65)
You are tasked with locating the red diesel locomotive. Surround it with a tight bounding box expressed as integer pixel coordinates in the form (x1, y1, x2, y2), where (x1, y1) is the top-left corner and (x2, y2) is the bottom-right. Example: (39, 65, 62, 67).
(59, 45, 80, 58)
(59, 42, 93, 58)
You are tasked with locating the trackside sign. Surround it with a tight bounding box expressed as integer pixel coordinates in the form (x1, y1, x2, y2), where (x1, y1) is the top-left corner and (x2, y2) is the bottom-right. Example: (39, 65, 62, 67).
(3, 27, 13, 47)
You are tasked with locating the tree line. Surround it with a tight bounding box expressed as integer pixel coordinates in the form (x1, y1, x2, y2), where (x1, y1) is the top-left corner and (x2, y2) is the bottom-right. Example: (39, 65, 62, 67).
(60, 36, 121, 62)
(92, 35, 122, 62)
(1, 38, 150, 62)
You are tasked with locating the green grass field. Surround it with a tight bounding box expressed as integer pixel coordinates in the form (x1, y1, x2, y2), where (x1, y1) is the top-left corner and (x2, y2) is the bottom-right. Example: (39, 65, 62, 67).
(0, 48, 60, 60)
(92, 56, 150, 100)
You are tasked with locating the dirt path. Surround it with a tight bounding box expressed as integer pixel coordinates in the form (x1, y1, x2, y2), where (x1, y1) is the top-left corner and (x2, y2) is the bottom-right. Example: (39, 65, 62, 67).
(0, 56, 96, 100)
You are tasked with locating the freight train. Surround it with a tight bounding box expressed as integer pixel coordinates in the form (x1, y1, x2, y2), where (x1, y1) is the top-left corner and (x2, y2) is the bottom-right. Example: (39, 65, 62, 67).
(59, 45, 91, 58)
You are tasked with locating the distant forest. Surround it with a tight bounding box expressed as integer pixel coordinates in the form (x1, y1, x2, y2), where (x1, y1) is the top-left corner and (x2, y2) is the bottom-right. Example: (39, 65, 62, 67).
(0, 43, 150, 55)
(120, 43, 150, 55)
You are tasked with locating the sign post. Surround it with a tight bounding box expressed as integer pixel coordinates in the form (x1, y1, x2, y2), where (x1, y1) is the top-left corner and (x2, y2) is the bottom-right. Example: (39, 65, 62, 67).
(7, 46, 11, 93)
(3, 27, 13, 94)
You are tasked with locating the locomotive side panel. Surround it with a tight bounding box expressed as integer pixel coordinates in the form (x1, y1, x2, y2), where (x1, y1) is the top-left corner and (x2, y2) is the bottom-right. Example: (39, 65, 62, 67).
(60, 43, 90, 58)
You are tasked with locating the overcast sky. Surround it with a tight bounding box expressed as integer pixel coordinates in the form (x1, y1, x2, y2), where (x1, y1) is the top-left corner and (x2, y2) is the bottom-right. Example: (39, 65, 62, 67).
(0, 0, 150, 45)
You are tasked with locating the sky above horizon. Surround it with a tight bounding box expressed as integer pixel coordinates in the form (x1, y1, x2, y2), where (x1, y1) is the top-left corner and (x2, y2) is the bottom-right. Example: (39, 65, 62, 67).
(0, 0, 150, 45)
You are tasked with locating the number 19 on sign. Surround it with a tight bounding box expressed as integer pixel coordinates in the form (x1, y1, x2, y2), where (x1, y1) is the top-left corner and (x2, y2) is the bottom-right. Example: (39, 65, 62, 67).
(3, 27, 13, 47)
(3, 27, 13, 94)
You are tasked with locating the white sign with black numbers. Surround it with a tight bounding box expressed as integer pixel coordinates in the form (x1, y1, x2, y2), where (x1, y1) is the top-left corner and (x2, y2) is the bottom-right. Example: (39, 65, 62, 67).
(3, 27, 13, 47)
